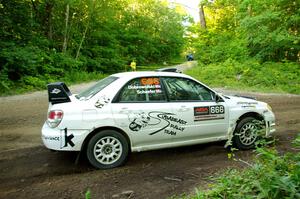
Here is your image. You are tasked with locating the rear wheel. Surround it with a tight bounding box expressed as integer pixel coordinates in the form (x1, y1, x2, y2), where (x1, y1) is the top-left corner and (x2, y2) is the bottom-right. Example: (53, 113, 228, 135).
(86, 130, 129, 169)
(233, 117, 263, 150)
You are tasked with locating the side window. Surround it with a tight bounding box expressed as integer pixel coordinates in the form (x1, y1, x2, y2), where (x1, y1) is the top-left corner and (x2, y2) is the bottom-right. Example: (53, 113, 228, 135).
(163, 77, 215, 101)
(118, 77, 166, 102)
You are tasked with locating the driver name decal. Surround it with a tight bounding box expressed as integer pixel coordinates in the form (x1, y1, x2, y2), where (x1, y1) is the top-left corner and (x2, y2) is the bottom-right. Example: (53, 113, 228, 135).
(194, 105, 225, 121)
(127, 77, 163, 94)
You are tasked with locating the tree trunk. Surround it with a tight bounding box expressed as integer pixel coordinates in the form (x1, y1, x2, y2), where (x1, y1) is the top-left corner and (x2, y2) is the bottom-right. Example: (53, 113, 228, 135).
(75, 0, 95, 59)
(31, 0, 53, 39)
(62, 4, 69, 53)
(30, 0, 38, 15)
(75, 24, 89, 59)
(199, 4, 206, 29)
(30, 0, 38, 26)
(48, 13, 53, 40)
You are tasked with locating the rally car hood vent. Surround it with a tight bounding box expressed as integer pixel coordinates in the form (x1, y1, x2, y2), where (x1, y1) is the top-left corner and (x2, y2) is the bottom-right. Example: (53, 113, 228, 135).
(47, 82, 72, 104)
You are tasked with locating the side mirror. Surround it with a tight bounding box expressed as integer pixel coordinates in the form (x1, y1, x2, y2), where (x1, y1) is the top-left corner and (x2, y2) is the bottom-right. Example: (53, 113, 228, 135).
(215, 94, 224, 103)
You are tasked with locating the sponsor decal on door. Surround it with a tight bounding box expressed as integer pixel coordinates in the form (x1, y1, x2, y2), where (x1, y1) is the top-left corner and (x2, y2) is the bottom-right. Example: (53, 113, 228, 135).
(194, 105, 225, 121)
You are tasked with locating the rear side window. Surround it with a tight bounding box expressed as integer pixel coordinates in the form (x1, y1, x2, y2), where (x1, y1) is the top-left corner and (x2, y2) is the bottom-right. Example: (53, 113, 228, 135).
(117, 77, 166, 102)
(76, 76, 118, 100)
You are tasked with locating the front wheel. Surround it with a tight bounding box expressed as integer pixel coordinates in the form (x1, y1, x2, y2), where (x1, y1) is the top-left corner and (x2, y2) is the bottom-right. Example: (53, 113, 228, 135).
(232, 117, 264, 150)
(86, 130, 129, 169)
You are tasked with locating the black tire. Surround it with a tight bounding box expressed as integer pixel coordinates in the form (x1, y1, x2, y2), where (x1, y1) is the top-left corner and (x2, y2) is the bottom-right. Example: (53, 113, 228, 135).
(86, 130, 129, 169)
(232, 117, 261, 150)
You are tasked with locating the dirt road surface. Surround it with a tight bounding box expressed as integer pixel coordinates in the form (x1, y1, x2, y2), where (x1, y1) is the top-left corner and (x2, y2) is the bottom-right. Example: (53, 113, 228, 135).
(0, 74, 299, 198)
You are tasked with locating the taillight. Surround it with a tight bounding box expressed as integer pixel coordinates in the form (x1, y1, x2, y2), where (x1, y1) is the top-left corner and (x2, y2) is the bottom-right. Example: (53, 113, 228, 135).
(47, 110, 63, 128)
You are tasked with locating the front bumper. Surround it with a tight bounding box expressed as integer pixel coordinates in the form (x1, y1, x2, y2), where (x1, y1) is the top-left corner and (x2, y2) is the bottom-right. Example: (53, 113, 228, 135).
(41, 123, 89, 151)
(263, 110, 276, 137)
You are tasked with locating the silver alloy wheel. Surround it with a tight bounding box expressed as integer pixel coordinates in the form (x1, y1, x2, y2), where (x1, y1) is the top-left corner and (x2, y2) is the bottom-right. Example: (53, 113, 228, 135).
(237, 122, 258, 146)
(93, 136, 123, 165)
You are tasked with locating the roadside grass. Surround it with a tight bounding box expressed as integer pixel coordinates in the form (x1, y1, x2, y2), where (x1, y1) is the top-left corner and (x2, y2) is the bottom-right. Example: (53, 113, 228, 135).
(136, 64, 162, 71)
(175, 135, 300, 199)
(0, 71, 108, 96)
(186, 59, 300, 95)
(0, 66, 160, 96)
(0, 57, 186, 96)
(3, 57, 298, 96)
(133, 57, 186, 71)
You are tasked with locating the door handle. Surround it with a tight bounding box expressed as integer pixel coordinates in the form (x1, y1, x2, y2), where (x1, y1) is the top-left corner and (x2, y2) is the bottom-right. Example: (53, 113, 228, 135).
(119, 107, 129, 114)
(178, 106, 190, 112)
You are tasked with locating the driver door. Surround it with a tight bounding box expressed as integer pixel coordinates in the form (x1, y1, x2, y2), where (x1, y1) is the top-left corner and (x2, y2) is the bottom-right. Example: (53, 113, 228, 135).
(161, 77, 229, 142)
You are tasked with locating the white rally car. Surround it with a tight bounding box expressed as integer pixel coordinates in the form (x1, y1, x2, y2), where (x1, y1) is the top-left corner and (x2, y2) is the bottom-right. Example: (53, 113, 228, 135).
(42, 70, 276, 169)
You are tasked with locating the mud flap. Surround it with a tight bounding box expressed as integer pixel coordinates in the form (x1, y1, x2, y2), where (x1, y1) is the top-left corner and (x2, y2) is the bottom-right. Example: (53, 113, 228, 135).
(224, 120, 236, 148)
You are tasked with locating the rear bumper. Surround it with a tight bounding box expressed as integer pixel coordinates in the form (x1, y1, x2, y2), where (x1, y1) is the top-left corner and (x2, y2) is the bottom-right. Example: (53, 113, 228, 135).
(41, 123, 89, 151)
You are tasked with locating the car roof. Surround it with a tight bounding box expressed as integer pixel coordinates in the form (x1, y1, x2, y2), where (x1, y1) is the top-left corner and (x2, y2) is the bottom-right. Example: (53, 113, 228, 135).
(111, 71, 190, 79)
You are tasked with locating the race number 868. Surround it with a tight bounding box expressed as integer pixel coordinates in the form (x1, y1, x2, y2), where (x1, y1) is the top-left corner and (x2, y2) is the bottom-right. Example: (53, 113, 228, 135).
(210, 105, 225, 114)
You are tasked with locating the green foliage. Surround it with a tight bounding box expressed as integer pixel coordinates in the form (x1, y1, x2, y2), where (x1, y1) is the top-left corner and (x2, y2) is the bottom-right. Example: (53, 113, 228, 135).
(186, 27, 249, 64)
(0, 0, 187, 95)
(0, 71, 107, 96)
(85, 189, 91, 199)
(62, 71, 107, 84)
(185, 134, 300, 199)
(238, 0, 299, 62)
(188, 0, 299, 63)
(186, 59, 300, 94)
(185, 0, 299, 94)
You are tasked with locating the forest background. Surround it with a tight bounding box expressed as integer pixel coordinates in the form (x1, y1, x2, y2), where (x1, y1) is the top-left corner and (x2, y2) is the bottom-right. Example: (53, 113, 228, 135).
(0, 0, 299, 95)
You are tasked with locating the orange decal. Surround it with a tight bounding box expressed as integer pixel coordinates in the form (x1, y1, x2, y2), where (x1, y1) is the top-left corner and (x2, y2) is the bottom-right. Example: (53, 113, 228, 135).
(141, 78, 160, 85)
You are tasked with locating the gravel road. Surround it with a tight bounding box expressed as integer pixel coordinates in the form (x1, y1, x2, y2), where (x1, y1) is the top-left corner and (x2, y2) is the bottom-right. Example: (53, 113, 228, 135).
(0, 64, 299, 198)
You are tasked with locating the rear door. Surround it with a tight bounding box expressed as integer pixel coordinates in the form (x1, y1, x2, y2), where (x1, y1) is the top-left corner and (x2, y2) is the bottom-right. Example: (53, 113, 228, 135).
(111, 76, 178, 148)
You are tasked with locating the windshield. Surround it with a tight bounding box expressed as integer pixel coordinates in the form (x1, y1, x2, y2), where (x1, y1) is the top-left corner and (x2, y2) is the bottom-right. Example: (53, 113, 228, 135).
(76, 76, 118, 100)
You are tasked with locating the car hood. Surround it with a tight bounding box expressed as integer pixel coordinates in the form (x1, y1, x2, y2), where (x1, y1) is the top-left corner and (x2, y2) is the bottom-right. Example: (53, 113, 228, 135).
(223, 95, 266, 107)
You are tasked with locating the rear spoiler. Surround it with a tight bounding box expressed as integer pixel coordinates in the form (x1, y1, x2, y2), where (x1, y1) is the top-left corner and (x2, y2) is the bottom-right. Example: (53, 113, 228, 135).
(155, 67, 182, 73)
(47, 82, 72, 104)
